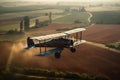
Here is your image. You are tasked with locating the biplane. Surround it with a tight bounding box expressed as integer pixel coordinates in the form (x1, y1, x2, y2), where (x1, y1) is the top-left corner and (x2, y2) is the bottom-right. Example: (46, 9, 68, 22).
(25, 28, 86, 59)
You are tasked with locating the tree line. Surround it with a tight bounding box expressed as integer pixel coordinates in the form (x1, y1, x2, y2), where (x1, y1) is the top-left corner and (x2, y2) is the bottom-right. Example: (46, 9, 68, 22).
(19, 12, 52, 32)
(7, 12, 52, 34)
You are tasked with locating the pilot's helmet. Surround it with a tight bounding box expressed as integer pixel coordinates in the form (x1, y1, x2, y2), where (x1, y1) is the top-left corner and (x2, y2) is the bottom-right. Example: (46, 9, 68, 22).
(27, 37, 30, 39)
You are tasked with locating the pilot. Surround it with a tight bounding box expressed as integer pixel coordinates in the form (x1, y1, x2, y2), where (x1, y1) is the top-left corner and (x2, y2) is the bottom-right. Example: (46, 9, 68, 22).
(27, 37, 34, 47)
(70, 40, 73, 45)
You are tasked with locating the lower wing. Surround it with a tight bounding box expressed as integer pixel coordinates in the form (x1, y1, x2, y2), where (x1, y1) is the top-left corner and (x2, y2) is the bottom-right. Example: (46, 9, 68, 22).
(73, 40, 86, 47)
(35, 48, 63, 56)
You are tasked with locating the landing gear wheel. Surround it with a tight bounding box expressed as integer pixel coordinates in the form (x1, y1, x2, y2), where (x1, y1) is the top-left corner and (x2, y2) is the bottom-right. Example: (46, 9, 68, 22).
(55, 52, 61, 59)
(70, 47, 76, 53)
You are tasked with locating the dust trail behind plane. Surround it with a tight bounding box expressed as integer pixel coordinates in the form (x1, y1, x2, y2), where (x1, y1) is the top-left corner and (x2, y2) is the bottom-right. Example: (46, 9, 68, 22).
(5, 42, 25, 72)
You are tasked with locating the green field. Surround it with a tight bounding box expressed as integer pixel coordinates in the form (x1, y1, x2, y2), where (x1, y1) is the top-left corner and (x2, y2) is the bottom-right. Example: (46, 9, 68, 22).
(0, 8, 64, 32)
(0, 11, 89, 32)
(0, 67, 109, 80)
(91, 11, 120, 24)
(0, 24, 19, 32)
(0, 14, 67, 32)
(106, 41, 120, 50)
(54, 12, 89, 23)
(0, 5, 53, 14)
(0, 8, 63, 20)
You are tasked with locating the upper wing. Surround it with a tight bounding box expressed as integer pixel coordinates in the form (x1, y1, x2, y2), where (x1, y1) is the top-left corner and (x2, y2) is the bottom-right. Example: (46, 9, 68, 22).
(31, 28, 85, 41)
(64, 28, 86, 34)
(31, 33, 66, 41)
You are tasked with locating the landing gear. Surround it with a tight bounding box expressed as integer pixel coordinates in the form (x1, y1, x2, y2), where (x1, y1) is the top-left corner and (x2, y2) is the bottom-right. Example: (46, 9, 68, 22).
(70, 47, 76, 53)
(54, 52, 61, 59)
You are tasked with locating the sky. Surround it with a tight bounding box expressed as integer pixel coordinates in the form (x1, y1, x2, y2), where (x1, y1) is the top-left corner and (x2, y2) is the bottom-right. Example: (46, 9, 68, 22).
(21, 0, 117, 1)
(0, 0, 120, 2)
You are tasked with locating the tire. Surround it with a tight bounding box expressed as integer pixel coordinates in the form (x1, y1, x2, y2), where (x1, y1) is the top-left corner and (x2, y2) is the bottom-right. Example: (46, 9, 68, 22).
(70, 47, 76, 53)
(55, 52, 61, 59)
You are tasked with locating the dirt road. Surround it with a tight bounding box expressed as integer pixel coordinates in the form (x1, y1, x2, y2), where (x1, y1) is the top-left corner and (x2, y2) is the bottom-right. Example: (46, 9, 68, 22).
(86, 41, 120, 53)
(87, 12, 93, 23)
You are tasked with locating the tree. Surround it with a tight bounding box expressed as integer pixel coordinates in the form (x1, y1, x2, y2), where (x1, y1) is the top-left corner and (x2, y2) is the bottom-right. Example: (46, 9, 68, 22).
(80, 7, 86, 12)
(20, 20, 24, 32)
(24, 16, 30, 30)
(74, 20, 81, 23)
(35, 19, 39, 28)
(49, 12, 52, 24)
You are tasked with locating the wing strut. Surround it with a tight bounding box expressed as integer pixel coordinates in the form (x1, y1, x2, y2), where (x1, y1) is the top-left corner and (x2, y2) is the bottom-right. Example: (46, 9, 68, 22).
(76, 32, 78, 41)
(39, 41, 41, 53)
(44, 40, 46, 53)
(80, 31, 82, 41)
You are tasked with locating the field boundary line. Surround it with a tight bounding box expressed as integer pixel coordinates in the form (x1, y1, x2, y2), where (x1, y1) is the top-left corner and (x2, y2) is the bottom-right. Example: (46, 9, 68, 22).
(86, 41, 120, 53)
(15, 73, 65, 79)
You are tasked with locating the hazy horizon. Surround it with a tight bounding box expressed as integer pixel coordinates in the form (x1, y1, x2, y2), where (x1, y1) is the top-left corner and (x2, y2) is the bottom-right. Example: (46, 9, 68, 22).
(0, 0, 120, 3)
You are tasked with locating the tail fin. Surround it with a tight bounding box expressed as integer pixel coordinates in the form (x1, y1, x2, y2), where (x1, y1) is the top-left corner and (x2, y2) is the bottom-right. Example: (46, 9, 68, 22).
(25, 37, 35, 49)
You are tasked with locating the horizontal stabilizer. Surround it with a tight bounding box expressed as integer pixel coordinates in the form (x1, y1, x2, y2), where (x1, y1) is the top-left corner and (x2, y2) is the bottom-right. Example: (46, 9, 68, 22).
(73, 40, 86, 47)
(36, 48, 63, 56)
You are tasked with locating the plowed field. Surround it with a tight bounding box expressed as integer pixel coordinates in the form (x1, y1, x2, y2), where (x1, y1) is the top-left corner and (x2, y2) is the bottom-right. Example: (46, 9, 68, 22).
(84, 24, 120, 44)
(0, 24, 120, 80)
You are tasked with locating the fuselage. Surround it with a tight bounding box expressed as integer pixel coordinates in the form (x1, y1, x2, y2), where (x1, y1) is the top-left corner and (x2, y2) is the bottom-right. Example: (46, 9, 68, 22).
(35, 38, 73, 48)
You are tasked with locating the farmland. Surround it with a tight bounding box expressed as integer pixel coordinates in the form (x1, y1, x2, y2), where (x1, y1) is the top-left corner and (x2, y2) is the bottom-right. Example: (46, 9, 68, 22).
(0, 5, 61, 14)
(0, 24, 120, 80)
(84, 24, 120, 44)
(0, 8, 64, 32)
(0, 11, 89, 33)
(54, 12, 89, 23)
(0, 42, 13, 68)
(0, 3, 120, 80)
(0, 8, 64, 21)
(91, 11, 120, 24)
(86, 6, 120, 12)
